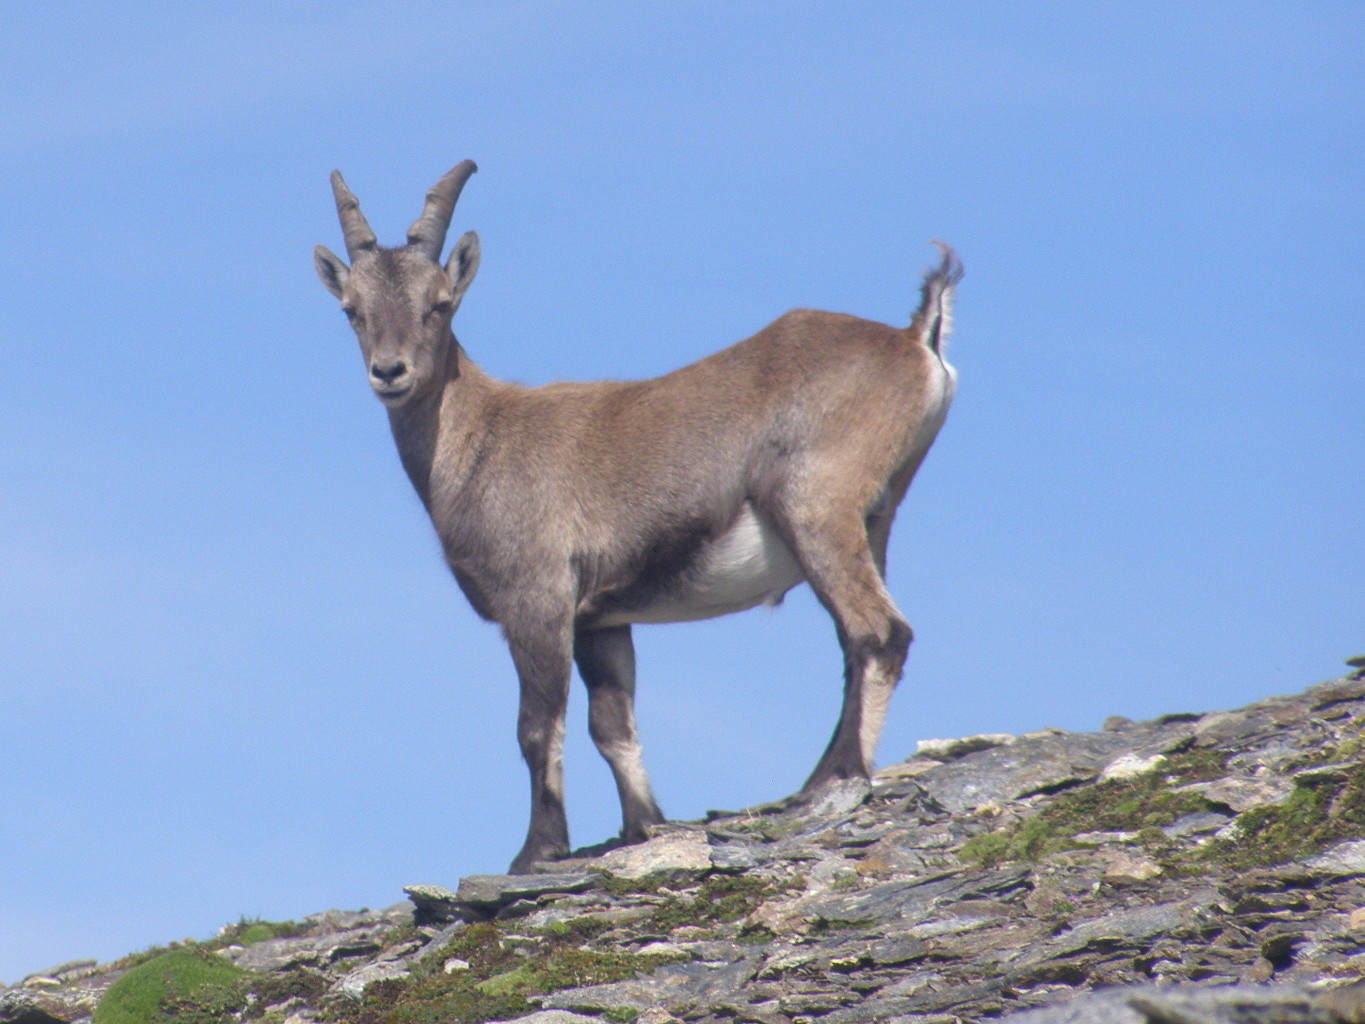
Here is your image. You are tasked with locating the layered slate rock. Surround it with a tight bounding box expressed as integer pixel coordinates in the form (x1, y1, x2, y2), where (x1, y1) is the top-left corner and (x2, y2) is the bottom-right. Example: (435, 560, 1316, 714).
(5, 670, 1364, 1024)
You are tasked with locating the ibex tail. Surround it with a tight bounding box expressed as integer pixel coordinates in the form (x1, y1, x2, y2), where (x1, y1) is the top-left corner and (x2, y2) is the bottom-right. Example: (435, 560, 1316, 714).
(911, 242, 963, 356)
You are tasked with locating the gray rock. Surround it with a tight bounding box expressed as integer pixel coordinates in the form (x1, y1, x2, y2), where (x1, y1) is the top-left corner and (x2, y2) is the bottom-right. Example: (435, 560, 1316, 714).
(0, 991, 68, 1024)
(1074, 830, 1142, 845)
(1163, 810, 1234, 838)
(1052, 896, 1215, 954)
(332, 960, 410, 1000)
(708, 842, 765, 871)
(505, 1013, 607, 1024)
(915, 733, 1018, 760)
(305, 904, 411, 929)
(403, 883, 465, 923)
(818, 978, 1009, 1021)
(1294, 762, 1360, 786)
(915, 730, 1136, 813)
(452, 872, 598, 910)
(541, 958, 759, 1015)
(992, 987, 1148, 1024)
(23, 962, 97, 985)
(226, 930, 378, 971)
(1179, 775, 1296, 812)
(1003, 895, 1218, 984)
(800, 778, 873, 818)
(900, 912, 1006, 940)
(1193, 710, 1280, 748)
(799, 866, 1030, 928)
(866, 933, 928, 965)
(1312, 675, 1365, 703)
(595, 829, 712, 879)
(999, 981, 1365, 1024)
(1300, 839, 1365, 878)
(414, 920, 464, 960)
(1099, 752, 1167, 782)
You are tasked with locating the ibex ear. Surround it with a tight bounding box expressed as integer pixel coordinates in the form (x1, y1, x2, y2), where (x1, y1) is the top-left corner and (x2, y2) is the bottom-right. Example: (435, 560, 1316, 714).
(445, 231, 480, 314)
(314, 244, 350, 299)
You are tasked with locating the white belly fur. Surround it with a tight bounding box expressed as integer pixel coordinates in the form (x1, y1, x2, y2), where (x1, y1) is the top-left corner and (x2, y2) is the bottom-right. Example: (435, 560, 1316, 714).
(601, 503, 806, 626)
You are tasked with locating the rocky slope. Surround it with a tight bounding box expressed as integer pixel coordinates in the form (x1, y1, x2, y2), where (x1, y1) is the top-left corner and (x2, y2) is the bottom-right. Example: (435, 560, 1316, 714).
(5, 667, 1365, 1024)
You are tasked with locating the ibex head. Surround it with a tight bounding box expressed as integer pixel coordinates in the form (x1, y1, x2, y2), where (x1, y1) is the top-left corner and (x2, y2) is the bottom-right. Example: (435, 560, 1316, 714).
(314, 161, 481, 407)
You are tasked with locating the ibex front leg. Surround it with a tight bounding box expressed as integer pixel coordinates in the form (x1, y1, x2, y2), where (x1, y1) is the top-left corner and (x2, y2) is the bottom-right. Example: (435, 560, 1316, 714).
(507, 615, 574, 873)
(574, 624, 664, 844)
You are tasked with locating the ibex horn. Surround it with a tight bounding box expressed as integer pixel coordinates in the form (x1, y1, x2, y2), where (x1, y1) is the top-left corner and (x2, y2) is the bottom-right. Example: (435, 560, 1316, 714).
(330, 171, 377, 260)
(406, 160, 478, 261)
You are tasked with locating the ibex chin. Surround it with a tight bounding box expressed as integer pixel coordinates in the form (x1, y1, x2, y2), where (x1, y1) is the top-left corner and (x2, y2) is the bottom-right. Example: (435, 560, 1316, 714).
(315, 161, 962, 873)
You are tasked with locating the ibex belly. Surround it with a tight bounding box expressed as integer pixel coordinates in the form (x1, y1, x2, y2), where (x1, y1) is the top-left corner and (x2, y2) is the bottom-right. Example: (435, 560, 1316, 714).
(601, 504, 805, 626)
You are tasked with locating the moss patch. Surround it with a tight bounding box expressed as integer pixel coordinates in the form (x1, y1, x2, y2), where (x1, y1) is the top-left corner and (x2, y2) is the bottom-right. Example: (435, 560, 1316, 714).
(960, 749, 1228, 867)
(217, 917, 307, 948)
(539, 916, 611, 944)
(1200, 760, 1365, 871)
(94, 949, 249, 1024)
(243, 969, 330, 1020)
(646, 873, 781, 933)
(594, 872, 792, 937)
(339, 921, 681, 1024)
(958, 738, 1365, 874)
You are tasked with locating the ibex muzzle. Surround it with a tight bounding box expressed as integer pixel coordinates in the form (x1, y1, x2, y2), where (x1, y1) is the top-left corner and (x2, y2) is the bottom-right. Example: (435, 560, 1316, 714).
(316, 161, 962, 873)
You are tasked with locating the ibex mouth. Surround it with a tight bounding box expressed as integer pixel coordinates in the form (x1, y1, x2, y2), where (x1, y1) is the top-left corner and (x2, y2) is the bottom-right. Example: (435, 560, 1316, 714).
(373, 383, 414, 404)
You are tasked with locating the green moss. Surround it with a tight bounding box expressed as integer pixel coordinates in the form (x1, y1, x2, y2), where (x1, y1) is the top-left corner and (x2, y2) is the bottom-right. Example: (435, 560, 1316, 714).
(243, 969, 330, 1020)
(959, 738, 1365, 873)
(540, 915, 611, 943)
(646, 874, 784, 933)
(208, 917, 307, 951)
(959, 750, 1228, 868)
(960, 816, 1071, 867)
(237, 924, 278, 946)
(592, 872, 790, 936)
(1163, 747, 1234, 785)
(379, 921, 426, 948)
(94, 949, 249, 1024)
(338, 920, 682, 1024)
(1200, 761, 1365, 871)
(473, 964, 538, 998)
(540, 946, 668, 990)
(107, 946, 180, 974)
(1277, 733, 1365, 775)
(1337, 734, 1364, 762)
(1135, 826, 1169, 847)
(738, 924, 777, 945)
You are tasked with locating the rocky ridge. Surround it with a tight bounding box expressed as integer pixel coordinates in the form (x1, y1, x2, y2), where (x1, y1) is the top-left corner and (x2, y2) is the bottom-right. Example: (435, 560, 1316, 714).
(5, 667, 1365, 1024)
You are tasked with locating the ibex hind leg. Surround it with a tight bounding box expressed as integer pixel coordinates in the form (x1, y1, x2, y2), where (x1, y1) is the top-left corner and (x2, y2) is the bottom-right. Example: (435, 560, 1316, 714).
(574, 624, 665, 844)
(867, 459, 919, 581)
(773, 507, 912, 793)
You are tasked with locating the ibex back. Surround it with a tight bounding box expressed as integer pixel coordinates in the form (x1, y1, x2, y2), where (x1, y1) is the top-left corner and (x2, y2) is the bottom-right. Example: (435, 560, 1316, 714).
(315, 161, 962, 872)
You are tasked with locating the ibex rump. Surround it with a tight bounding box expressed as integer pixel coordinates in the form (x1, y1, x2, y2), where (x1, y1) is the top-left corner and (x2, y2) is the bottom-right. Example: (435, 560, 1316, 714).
(314, 161, 961, 872)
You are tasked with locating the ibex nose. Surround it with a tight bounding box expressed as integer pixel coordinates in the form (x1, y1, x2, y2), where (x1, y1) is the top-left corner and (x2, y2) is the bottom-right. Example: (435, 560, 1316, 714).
(370, 359, 408, 385)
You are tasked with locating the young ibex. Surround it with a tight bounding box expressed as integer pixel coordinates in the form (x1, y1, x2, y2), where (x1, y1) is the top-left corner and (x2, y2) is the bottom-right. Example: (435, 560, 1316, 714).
(314, 161, 961, 873)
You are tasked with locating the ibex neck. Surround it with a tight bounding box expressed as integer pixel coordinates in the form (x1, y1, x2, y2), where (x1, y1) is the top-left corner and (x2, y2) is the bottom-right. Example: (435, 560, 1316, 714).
(386, 340, 497, 511)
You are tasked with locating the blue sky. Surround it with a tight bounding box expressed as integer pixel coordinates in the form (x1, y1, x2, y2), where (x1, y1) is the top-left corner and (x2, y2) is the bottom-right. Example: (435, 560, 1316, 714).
(1, 2, 1361, 983)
